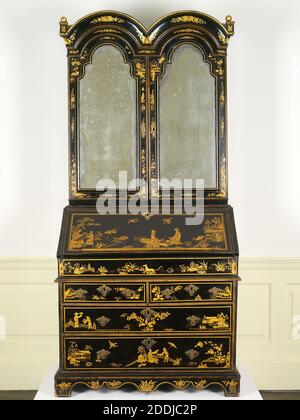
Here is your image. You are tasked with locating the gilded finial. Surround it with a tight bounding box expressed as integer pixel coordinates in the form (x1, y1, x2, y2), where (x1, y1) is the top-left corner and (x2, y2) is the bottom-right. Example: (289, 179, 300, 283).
(59, 16, 69, 36)
(225, 15, 234, 35)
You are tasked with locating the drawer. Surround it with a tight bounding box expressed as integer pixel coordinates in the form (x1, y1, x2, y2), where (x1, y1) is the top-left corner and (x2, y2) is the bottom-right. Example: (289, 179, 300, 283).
(59, 257, 238, 277)
(150, 281, 233, 304)
(63, 336, 232, 370)
(63, 305, 232, 334)
(63, 282, 146, 304)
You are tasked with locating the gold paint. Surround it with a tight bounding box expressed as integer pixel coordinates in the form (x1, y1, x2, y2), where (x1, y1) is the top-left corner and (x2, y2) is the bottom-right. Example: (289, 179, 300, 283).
(223, 379, 239, 394)
(115, 286, 143, 300)
(174, 380, 189, 389)
(151, 285, 183, 301)
(193, 380, 207, 390)
(121, 309, 170, 331)
(59, 16, 69, 36)
(64, 287, 88, 301)
(200, 313, 229, 330)
(70, 157, 89, 199)
(171, 16, 206, 25)
(141, 86, 146, 112)
(127, 341, 181, 368)
(141, 120, 146, 139)
(150, 90, 155, 111)
(135, 27, 159, 45)
(211, 259, 237, 274)
(208, 286, 232, 300)
(225, 15, 235, 35)
(65, 312, 97, 331)
(90, 16, 124, 24)
(218, 32, 229, 45)
(71, 117, 75, 138)
(228, 259, 238, 274)
(65, 32, 77, 46)
(151, 282, 232, 302)
(191, 341, 230, 368)
(67, 342, 93, 367)
(150, 118, 156, 139)
(56, 381, 72, 390)
(70, 59, 81, 79)
(95, 29, 121, 34)
(107, 380, 122, 388)
(151, 159, 156, 178)
(138, 228, 182, 248)
(108, 340, 118, 349)
(128, 218, 139, 224)
(220, 119, 225, 136)
(98, 266, 109, 275)
(87, 381, 102, 390)
(211, 261, 227, 272)
(220, 85, 225, 103)
(118, 263, 162, 275)
(179, 261, 208, 274)
(213, 58, 224, 77)
(139, 380, 156, 392)
(55, 378, 236, 396)
(142, 213, 153, 220)
(141, 148, 146, 176)
(150, 57, 165, 81)
(162, 217, 173, 225)
(70, 89, 76, 109)
(134, 61, 146, 79)
(174, 28, 201, 35)
(67, 213, 227, 250)
(207, 155, 226, 198)
(60, 257, 237, 277)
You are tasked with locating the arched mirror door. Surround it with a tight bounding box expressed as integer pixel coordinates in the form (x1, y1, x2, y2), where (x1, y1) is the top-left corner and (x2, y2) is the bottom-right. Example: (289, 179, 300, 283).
(159, 44, 217, 190)
(79, 45, 138, 190)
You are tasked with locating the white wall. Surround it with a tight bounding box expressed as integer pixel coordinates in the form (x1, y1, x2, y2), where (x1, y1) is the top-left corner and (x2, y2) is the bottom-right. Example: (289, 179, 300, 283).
(0, 0, 300, 257)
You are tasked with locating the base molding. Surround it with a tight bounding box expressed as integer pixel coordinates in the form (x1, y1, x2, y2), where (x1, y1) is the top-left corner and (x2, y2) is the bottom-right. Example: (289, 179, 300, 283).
(54, 369, 241, 397)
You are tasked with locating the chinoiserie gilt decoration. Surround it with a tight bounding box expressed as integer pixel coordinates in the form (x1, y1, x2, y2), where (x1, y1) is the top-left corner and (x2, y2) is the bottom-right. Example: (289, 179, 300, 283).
(55, 11, 240, 397)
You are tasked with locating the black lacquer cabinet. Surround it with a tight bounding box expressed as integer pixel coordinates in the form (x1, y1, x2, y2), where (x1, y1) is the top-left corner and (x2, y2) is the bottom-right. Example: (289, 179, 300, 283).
(55, 10, 240, 397)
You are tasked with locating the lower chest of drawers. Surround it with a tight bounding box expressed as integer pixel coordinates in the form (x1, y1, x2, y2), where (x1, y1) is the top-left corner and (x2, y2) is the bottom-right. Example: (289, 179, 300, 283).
(59, 278, 238, 372)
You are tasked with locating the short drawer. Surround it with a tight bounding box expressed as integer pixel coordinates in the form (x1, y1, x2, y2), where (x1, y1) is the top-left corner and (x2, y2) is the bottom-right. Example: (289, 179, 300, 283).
(63, 336, 232, 370)
(63, 305, 232, 334)
(63, 282, 146, 304)
(150, 281, 233, 304)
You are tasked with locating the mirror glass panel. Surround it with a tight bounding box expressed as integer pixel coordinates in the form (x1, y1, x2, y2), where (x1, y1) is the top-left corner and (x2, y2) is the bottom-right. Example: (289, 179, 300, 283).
(79, 45, 137, 189)
(159, 44, 217, 189)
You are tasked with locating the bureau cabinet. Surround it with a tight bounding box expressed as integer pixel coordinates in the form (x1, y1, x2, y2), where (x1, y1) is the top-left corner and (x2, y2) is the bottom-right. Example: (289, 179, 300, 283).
(55, 10, 240, 397)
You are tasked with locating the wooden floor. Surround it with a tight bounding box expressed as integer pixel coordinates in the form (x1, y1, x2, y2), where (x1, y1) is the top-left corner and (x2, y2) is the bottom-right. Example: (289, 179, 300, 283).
(0, 390, 300, 400)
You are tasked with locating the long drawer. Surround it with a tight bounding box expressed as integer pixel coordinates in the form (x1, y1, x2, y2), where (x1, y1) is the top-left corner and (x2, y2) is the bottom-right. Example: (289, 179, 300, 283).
(63, 305, 232, 334)
(63, 336, 232, 371)
(59, 257, 238, 277)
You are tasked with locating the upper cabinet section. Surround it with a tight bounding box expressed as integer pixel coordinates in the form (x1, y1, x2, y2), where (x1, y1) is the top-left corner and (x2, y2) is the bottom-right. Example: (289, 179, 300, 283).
(59, 11, 234, 203)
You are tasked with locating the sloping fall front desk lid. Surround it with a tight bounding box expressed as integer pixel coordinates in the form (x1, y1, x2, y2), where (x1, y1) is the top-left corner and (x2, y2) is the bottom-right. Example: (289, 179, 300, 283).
(57, 205, 238, 257)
